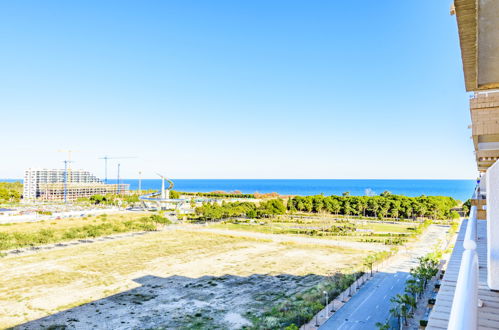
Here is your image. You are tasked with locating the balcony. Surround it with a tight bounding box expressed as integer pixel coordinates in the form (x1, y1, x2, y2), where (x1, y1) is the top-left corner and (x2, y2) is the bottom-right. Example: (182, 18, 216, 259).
(428, 160, 499, 329)
(470, 91, 499, 173)
(426, 213, 496, 328)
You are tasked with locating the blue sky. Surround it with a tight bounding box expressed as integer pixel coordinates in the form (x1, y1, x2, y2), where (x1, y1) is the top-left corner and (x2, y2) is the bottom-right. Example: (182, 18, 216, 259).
(0, 1, 476, 179)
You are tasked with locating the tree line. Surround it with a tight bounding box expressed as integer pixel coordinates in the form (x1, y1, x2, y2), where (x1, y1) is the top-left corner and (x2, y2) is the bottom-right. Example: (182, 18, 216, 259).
(173, 191, 255, 199)
(195, 199, 286, 220)
(288, 192, 460, 220)
(0, 182, 22, 203)
(193, 193, 459, 221)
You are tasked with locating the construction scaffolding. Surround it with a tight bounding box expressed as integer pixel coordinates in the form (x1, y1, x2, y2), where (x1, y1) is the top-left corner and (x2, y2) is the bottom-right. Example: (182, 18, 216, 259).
(38, 182, 129, 201)
(23, 168, 129, 202)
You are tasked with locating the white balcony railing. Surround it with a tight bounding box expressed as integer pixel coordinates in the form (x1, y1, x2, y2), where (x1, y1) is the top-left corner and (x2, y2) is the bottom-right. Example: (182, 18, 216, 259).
(447, 205, 479, 330)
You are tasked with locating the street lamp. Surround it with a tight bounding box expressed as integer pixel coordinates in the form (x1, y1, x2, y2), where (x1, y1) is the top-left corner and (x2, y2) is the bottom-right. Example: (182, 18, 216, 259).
(323, 291, 329, 317)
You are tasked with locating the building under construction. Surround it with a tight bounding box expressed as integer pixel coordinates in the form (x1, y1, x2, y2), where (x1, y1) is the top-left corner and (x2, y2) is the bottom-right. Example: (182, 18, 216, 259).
(23, 168, 129, 202)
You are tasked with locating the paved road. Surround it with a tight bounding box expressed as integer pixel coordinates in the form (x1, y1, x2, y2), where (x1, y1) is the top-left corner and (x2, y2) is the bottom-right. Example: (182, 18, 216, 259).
(320, 225, 449, 330)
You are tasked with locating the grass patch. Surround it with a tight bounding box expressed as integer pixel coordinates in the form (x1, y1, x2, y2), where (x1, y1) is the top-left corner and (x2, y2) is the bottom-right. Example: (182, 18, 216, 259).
(0, 213, 172, 251)
(249, 272, 363, 329)
(207, 219, 420, 246)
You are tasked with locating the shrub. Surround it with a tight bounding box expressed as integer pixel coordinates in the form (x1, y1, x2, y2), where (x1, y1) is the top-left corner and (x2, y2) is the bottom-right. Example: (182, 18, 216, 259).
(250, 273, 361, 329)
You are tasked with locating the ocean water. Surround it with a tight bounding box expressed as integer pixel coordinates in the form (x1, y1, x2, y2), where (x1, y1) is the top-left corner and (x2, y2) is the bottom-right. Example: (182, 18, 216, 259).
(110, 179, 475, 201)
(2, 179, 476, 201)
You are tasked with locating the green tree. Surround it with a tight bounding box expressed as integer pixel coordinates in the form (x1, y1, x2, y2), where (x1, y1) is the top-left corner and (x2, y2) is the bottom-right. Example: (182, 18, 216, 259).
(258, 199, 286, 217)
(375, 321, 390, 330)
(363, 255, 376, 276)
(462, 199, 471, 216)
(169, 190, 180, 199)
(390, 294, 415, 326)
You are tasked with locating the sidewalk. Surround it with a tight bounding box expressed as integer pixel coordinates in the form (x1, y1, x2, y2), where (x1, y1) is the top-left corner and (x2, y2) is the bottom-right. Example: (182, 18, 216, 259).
(303, 225, 450, 330)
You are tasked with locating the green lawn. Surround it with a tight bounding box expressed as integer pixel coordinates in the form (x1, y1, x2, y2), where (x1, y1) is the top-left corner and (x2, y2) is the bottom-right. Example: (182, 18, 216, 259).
(206, 219, 418, 245)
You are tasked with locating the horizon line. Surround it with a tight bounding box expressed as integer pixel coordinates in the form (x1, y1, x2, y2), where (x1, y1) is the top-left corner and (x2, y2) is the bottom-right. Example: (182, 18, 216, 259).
(0, 178, 477, 181)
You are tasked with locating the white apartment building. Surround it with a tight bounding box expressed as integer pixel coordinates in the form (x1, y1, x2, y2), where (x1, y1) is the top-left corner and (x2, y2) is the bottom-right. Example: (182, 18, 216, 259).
(23, 168, 128, 202)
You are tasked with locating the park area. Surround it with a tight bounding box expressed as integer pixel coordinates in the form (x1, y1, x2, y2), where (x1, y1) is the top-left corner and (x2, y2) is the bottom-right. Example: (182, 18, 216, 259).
(0, 213, 386, 329)
(206, 215, 426, 246)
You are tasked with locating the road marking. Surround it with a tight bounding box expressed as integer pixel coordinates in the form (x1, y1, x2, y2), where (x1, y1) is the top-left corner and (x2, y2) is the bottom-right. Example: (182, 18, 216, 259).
(366, 316, 371, 321)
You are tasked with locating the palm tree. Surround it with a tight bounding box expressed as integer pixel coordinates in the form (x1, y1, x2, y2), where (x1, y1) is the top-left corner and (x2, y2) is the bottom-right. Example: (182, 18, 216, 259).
(363, 255, 376, 276)
(405, 278, 424, 301)
(401, 294, 417, 317)
(389, 303, 402, 330)
(375, 321, 390, 330)
(390, 294, 416, 326)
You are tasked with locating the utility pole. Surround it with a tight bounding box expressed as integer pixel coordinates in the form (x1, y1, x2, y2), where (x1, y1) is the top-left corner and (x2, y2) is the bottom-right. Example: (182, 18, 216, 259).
(64, 160, 68, 204)
(117, 163, 121, 194)
(138, 171, 142, 195)
(104, 157, 108, 183)
(161, 175, 165, 199)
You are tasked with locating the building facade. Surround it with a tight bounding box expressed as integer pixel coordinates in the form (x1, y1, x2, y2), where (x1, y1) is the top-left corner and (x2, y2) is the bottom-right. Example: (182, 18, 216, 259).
(23, 168, 129, 202)
(426, 2, 499, 329)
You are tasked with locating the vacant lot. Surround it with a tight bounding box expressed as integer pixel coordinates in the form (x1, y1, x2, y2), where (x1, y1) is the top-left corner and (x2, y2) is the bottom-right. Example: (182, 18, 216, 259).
(0, 212, 150, 235)
(1, 228, 373, 329)
(0, 212, 160, 251)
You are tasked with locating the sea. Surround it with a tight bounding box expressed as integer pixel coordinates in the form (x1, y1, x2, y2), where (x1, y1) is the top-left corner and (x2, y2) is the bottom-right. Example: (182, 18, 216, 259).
(2, 179, 475, 201)
(98, 179, 476, 201)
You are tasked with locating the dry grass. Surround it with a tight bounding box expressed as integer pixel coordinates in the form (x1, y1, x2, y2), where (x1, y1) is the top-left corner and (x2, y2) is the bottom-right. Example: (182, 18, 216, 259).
(0, 228, 370, 329)
(0, 212, 149, 234)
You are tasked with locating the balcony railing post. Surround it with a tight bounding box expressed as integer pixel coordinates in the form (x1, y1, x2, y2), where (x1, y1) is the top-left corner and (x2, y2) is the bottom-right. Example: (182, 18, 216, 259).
(447, 203, 479, 330)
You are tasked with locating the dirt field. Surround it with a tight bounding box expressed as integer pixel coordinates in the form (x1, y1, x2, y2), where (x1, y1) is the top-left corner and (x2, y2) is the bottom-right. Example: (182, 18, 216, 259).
(0, 212, 150, 234)
(0, 228, 374, 329)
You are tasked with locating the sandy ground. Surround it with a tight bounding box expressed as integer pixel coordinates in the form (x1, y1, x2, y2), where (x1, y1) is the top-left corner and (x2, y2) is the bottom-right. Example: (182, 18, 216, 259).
(0, 228, 374, 329)
(196, 227, 391, 251)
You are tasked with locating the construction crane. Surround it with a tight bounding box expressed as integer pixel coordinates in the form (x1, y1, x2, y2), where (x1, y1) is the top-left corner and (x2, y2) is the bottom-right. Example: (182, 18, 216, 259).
(62, 159, 74, 204)
(58, 150, 78, 184)
(98, 156, 137, 183)
(138, 171, 142, 194)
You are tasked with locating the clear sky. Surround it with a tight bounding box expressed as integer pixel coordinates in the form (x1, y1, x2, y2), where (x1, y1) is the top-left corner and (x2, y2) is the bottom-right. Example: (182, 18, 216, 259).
(0, 1, 476, 179)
